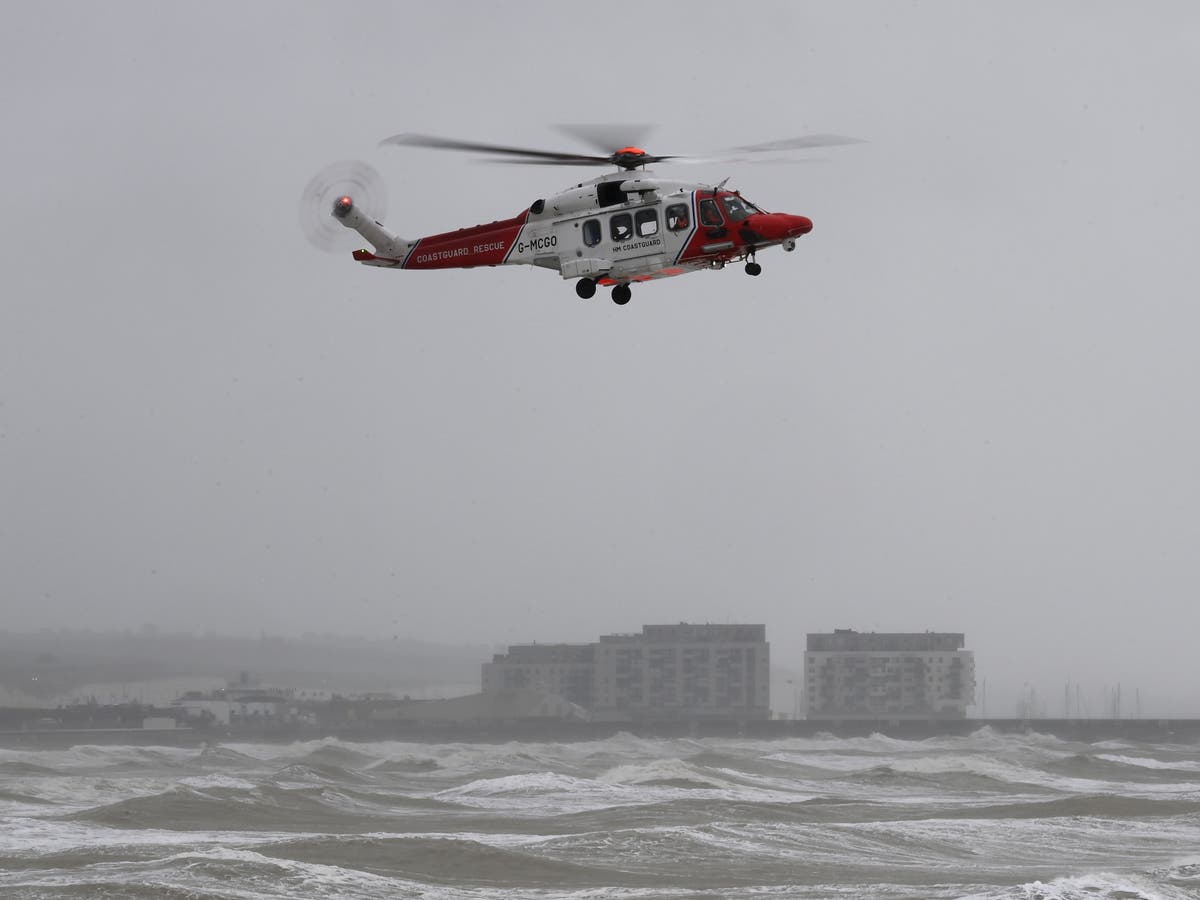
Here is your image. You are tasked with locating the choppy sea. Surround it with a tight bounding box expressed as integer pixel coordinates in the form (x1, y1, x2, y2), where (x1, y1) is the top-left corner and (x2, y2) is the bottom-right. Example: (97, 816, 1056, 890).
(1, 728, 1198, 898)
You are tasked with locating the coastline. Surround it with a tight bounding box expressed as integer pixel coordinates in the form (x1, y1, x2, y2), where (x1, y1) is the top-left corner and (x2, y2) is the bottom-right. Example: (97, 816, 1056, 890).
(3, 716, 1198, 748)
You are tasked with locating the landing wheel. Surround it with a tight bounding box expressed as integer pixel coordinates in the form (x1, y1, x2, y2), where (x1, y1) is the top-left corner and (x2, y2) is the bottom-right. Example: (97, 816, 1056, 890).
(745, 261, 762, 277)
(612, 284, 632, 305)
(575, 278, 596, 299)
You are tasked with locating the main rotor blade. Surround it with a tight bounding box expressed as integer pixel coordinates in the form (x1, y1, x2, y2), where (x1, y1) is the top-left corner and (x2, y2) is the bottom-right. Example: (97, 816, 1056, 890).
(480, 154, 682, 167)
(477, 157, 625, 167)
(380, 129, 861, 169)
(726, 134, 865, 154)
(667, 155, 832, 167)
(554, 123, 655, 155)
(381, 133, 609, 165)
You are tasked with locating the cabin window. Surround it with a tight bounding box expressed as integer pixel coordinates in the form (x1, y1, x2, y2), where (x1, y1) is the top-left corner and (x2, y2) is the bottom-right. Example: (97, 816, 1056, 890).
(610, 213, 633, 242)
(635, 209, 658, 237)
(582, 219, 601, 247)
(665, 203, 690, 231)
(698, 198, 723, 226)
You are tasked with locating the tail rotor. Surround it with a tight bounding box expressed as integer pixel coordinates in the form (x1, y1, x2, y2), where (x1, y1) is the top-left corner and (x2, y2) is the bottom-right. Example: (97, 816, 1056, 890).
(298, 160, 388, 252)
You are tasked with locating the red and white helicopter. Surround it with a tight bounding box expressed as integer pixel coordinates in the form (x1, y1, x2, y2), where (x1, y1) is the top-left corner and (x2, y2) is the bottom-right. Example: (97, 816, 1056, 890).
(301, 126, 859, 305)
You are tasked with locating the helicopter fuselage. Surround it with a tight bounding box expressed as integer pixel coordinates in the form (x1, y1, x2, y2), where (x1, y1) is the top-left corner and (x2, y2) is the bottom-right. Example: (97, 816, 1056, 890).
(336, 169, 813, 301)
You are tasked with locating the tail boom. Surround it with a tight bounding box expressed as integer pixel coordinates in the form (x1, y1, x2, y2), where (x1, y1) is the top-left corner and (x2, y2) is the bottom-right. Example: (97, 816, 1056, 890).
(400, 211, 529, 270)
(333, 196, 530, 271)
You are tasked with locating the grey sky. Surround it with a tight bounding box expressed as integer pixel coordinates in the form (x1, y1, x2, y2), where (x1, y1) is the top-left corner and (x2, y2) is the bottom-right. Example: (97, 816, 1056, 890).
(3, 2, 1198, 715)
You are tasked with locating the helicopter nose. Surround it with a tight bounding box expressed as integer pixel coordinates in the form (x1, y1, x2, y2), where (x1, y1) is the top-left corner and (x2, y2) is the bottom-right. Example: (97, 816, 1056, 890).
(787, 215, 813, 236)
(746, 213, 813, 241)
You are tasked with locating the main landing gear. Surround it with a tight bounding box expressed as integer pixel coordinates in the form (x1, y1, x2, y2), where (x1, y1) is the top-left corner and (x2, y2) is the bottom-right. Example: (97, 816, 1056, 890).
(575, 278, 631, 305)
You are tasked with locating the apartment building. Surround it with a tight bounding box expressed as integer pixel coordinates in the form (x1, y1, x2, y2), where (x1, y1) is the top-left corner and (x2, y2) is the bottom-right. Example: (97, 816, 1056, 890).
(481, 643, 596, 709)
(804, 629, 975, 719)
(593, 623, 770, 721)
(483, 624, 770, 722)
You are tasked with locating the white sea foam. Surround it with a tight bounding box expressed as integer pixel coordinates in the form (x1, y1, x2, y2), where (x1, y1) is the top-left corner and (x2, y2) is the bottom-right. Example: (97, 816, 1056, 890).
(0, 816, 308, 856)
(958, 868, 1200, 900)
(177, 772, 260, 791)
(0, 774, 183, 813)
(598, 757, 732, 787)
(1097, 752, 1200, 771)
(433, 770, 644, 813)
(0, 845, 427, 899)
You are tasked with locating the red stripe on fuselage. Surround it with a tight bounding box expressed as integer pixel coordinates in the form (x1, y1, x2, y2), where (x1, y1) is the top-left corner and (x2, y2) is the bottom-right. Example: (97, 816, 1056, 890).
(403, 211, 529, 270)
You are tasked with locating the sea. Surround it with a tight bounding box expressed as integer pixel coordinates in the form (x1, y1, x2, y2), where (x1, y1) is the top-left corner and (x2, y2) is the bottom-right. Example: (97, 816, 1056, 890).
(1, 728, 1198, 899)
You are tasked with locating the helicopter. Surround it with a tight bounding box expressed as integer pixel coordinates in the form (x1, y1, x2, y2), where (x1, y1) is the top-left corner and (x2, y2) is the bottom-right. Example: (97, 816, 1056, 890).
(300, 127, 860, 306)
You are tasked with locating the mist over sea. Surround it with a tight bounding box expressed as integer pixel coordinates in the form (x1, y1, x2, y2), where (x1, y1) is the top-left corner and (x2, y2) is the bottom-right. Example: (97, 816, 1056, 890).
(2, 729, 1198, 899)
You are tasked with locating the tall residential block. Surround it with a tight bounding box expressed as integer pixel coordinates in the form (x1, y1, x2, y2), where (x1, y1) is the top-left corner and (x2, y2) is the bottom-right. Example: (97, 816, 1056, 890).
(594, 624, 770, 721)
(483, 624, 770, 722)
(805, 629, 975, 719)
(481, 643, 595, 709)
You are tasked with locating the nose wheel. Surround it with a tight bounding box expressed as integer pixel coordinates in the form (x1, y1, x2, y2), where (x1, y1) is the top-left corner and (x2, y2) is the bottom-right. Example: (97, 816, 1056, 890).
(611, 284, 632, 305)
(744, 247, 761, 277)
(745, 262, 762, 276)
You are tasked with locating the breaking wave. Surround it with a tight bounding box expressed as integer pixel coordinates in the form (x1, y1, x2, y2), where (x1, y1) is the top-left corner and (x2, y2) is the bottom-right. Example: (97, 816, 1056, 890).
(1, 730, 1197, 898)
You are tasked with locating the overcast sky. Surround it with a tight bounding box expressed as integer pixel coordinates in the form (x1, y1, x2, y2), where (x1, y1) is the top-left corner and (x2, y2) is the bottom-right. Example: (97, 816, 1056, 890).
(3, 2, 1198, 715)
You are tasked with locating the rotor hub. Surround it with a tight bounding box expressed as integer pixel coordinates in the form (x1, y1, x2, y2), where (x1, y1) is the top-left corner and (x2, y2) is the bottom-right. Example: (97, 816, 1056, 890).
(610, 147, 649, 170)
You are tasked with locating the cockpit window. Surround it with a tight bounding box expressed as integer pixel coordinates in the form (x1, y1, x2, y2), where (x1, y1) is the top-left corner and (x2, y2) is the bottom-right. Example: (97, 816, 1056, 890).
(698, 198, 723, 226)
(720, 195, 760, 222)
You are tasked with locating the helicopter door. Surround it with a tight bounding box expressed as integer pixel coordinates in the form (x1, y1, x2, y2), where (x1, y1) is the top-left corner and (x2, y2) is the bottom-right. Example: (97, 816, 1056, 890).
(662, 200, 693, 259)
(603, 205, 668, 277)
(555, 216, 612, 278)
(697, 196, 727, 238)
